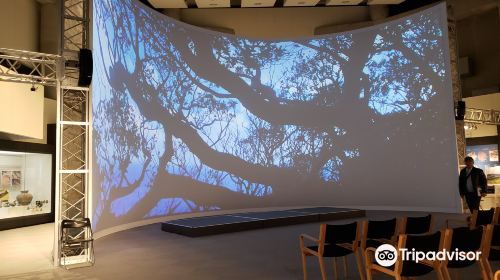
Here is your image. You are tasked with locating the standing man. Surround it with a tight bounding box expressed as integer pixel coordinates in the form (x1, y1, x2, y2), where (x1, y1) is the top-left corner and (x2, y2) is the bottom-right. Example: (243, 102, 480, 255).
(459, 156, 487, 212)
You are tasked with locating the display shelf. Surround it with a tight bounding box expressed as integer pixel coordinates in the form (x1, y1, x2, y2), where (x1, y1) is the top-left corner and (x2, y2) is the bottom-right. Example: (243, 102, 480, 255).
(0, 140, 55, 230)
(0, 204, 50, 219)
(480, 185, 500, 210)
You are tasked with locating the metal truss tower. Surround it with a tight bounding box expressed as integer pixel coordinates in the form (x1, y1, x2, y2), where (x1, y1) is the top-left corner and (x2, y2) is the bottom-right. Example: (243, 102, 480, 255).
(447, 5, 466, 175)
(55, 0, 92, 267)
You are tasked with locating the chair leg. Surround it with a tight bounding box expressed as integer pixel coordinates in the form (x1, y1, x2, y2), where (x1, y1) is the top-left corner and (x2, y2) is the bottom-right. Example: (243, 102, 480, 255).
(333, 258, 339, 280)
(59, 243, 63, 268)
(61, 244, 68, 269)
(441, 266, 451, 280)
(366, 267, 373, 280)
(355, 250, 366, 280)
(436, 266, 445, 280)
(301, 251, 308, 280)
(318, 256, 327, 280)
(343, 256, 348, 279)
(365, 253, 372, 280)
(479, 258, 491, 280)
(90, 241, 95, 265)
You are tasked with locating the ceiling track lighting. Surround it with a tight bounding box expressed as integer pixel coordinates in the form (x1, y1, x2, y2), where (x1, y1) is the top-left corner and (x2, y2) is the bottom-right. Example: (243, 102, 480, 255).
(464, 122, 478, 131)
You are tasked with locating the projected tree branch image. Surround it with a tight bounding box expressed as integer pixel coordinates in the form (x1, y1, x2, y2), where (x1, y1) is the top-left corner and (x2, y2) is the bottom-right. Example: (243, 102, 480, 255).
(93, 0, 459, 231)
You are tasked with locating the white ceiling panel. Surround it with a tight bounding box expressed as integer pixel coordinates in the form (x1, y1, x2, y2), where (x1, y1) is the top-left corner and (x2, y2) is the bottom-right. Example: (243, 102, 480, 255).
(241, 0, 277, 8)
(326, 0, 363, 5)
(283, 0, 320, 7)
(195, 0, 231, 8)
(367, 0, 405, 4)
(149, 0, 188, 8)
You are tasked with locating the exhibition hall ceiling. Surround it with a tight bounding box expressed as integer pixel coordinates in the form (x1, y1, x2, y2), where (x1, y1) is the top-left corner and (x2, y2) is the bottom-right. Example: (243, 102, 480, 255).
(148, 0, 409, 8)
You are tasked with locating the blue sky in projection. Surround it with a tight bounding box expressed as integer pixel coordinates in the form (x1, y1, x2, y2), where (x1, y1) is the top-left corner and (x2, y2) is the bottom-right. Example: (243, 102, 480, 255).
(92, 0, 447, 223)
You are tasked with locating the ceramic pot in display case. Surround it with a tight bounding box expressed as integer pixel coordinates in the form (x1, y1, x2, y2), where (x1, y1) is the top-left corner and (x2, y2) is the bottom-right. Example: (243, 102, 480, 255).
(16, 190, 33, 206)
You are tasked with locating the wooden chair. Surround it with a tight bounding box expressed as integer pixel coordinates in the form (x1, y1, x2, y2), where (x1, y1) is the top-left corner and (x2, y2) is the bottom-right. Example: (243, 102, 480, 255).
(483, 224, 500, 280)
(399, 214, 434, 235)
(360, 218, 399, 250)
(365, 229, 451, 280)
(357, 218, 399, 279)
(471, 208, 500, 229)
(440, 226, 490, 280)
(446, 207, 499, 230)
(300, 222, 364, 280)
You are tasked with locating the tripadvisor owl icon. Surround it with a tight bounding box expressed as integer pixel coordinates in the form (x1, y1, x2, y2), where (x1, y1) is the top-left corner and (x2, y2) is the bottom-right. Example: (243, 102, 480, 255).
(375, 244, 398, 267)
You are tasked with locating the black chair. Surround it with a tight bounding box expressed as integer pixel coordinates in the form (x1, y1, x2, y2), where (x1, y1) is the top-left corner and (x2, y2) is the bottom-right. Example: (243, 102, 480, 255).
(484, 224, 500, 279)
(358, 218, 398, 279)
(60, 218, 95, 268)
(446, 207, 499, 230)
(365, 230, 450, 280)
(300, 222, 364, 280)
(441, 226, 489, 280)
(360, 218, 398, 250)
(472, 208, 499, 229)
(400, 214, 434, 235)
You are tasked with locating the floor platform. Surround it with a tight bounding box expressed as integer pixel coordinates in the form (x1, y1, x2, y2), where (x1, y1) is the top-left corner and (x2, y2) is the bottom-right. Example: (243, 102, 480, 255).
(161, 207, 365, 237)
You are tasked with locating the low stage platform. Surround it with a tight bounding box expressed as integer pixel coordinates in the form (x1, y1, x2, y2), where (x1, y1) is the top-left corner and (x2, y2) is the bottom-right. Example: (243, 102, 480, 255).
(161, 207, 365, 237)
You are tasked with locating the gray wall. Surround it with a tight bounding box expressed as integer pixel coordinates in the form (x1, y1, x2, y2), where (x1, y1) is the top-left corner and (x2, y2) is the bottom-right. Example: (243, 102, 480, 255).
(0, 0, 40, 51)
(457, 7, 500, 98)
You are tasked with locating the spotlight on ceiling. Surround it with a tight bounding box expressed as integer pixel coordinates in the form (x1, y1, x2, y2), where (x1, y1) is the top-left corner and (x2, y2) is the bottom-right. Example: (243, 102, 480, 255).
(464, 122, 478, 131)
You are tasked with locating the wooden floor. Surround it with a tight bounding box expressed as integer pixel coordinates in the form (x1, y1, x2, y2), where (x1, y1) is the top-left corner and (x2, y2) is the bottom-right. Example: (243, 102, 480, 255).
(0, 210, 498, 279)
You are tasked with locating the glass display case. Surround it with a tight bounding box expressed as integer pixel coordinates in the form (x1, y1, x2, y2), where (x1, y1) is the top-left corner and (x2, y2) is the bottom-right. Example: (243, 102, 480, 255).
(466, 144, 498, 172)
(466, 144, 500, 208)
(0, 141, 55, 230)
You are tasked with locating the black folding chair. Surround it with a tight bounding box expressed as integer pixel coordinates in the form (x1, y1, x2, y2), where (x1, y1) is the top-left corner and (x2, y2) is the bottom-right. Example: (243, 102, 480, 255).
(60, 218, 95, 268)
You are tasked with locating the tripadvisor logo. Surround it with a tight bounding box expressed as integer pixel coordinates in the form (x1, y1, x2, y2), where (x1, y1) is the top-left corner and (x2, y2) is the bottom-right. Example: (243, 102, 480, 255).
(375, 244, 398, 267)
(374, 243, 482, 267)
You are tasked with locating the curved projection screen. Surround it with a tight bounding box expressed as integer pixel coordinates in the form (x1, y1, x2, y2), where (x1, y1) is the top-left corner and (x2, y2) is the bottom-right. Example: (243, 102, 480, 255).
(93, 0, 459, 231)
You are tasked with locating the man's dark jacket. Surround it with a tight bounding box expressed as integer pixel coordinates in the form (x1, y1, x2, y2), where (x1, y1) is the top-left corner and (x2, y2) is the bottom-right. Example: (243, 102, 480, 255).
(459, 167, 487, 196)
